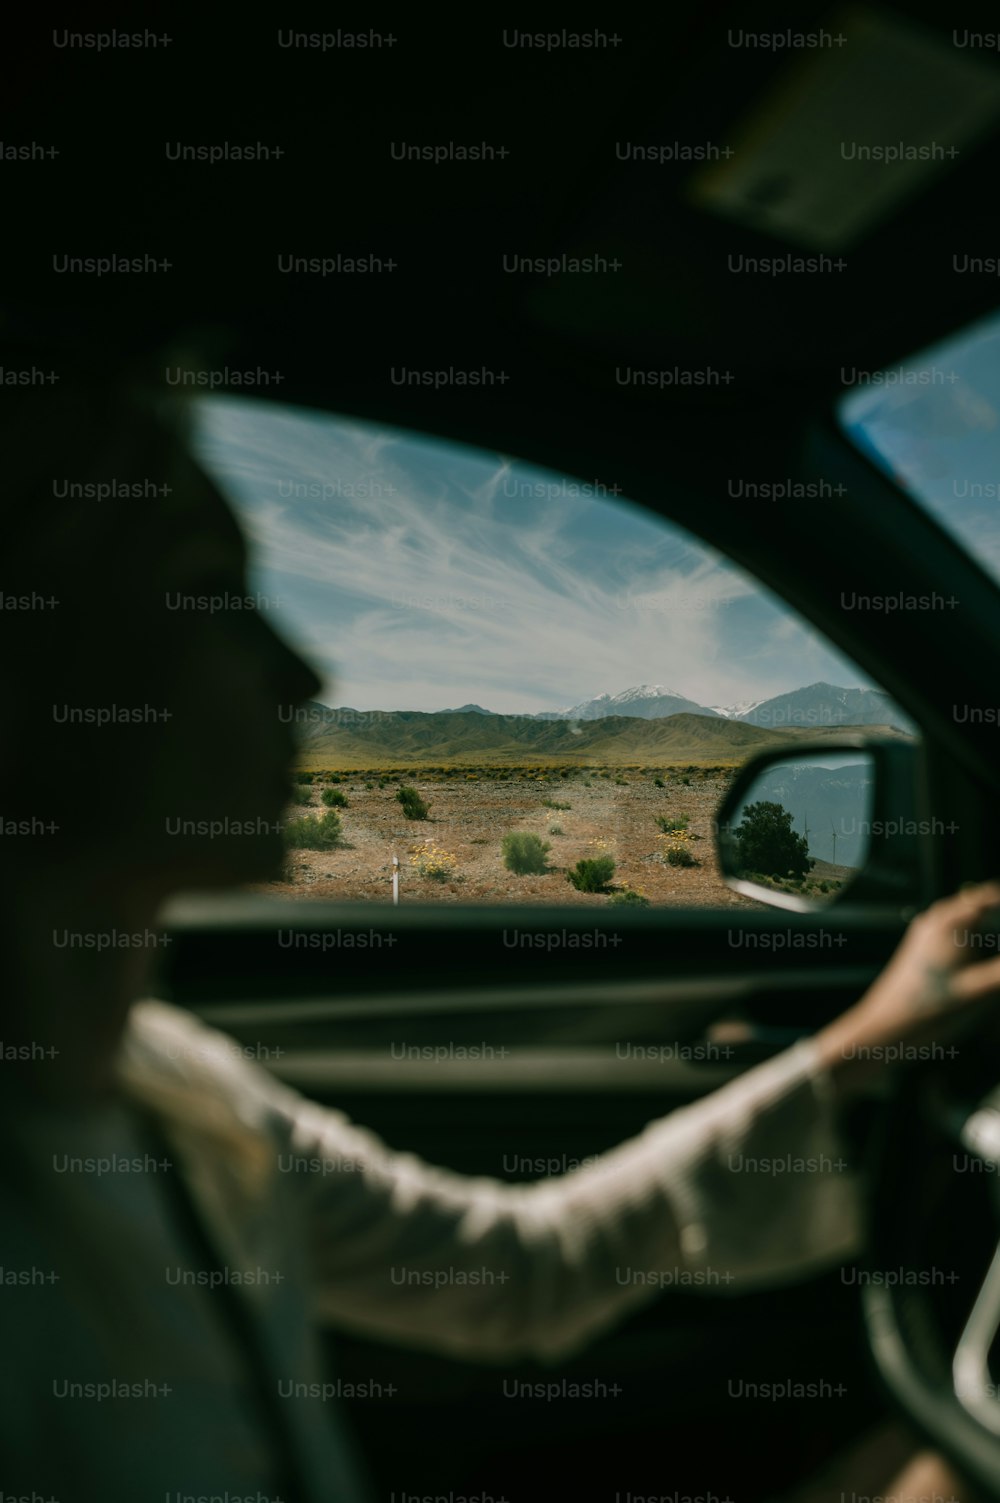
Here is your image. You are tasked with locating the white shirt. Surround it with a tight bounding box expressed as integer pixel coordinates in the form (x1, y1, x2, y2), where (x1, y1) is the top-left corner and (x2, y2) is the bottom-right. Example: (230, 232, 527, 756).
(0, 999, 864, 1501)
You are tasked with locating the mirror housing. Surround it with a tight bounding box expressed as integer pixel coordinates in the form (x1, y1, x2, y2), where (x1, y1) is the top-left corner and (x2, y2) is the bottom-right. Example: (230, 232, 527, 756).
(715, 735, 929, 912)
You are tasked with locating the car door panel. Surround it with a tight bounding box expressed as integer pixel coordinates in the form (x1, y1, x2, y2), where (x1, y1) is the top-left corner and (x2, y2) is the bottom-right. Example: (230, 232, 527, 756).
(154, 897, 902, 1499)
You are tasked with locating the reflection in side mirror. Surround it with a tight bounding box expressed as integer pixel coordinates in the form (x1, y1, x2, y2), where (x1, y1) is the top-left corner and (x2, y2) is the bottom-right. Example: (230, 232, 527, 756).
(717, 750, 876, 909)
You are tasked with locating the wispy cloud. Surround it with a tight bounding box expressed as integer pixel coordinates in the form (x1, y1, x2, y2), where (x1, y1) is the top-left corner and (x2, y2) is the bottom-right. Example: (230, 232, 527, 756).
(193, 397, 867, 712)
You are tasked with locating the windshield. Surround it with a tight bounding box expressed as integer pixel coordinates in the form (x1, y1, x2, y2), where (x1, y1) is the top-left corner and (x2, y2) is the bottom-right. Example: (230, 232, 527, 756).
(839, 305, 1000, 583)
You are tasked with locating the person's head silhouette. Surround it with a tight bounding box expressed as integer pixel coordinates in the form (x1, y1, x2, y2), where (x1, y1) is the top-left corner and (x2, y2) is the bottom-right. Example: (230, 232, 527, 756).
(0, 369, 321, 1095)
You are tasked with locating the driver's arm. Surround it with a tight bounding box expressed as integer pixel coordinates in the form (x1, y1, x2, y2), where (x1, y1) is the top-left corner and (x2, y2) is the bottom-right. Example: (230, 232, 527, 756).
(288, 1032, 863, 1363)
(125, 1001, 862, 1365)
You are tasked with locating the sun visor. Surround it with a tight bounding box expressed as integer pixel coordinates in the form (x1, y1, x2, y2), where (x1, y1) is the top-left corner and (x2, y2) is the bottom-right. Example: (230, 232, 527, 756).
(688, 8, 1000, 249)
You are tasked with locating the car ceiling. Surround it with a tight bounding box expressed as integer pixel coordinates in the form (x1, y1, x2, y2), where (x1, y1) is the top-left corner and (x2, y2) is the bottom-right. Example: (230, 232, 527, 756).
(9, 0, 1000, 460)
(10, 3, 1000, 804)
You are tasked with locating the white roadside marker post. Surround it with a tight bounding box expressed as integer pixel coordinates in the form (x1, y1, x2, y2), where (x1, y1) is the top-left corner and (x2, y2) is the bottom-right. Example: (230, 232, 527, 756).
(392, 853, 399, 905)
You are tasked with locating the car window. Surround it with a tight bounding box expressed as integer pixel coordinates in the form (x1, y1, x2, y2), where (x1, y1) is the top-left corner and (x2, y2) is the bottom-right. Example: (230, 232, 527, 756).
(191, 395, 913, 909)
(839, 305, 1000, 583)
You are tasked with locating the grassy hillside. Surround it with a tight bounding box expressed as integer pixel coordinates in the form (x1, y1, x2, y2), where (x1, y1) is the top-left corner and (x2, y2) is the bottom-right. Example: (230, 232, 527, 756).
(294, 708, 912, 770)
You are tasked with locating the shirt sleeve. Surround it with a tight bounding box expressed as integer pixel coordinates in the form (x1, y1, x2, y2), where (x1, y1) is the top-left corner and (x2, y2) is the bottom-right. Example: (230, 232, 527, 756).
(127, 1004, 865, 1366)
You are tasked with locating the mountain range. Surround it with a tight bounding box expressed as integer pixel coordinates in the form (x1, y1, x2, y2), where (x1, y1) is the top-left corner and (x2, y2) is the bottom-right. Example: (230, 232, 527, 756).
(346, 682, 911, 729)
(535, 681, 911, 730)
(294, 682, 913, 767)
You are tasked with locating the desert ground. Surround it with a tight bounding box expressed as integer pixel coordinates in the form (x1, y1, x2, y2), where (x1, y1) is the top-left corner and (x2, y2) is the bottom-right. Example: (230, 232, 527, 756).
(256, 765, 771, 907)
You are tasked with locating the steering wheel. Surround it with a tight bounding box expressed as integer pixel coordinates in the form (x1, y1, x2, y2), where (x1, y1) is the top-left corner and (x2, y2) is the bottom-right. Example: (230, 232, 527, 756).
(863, 1061, 1000, 1498)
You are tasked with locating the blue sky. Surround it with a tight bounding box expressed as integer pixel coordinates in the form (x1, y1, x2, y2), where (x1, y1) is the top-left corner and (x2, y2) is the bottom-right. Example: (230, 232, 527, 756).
(192, 395, 870, 714)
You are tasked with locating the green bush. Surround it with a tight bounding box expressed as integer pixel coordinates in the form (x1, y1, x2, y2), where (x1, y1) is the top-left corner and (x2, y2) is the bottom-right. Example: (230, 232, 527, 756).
(328, 773, 342, 784)
(289, 784, 313, 805)
(293, 770, 314, 784)
(322, 788, 349, 808)
(733, 800, 811, 881)
(396, 786, 429, 820)
(608, 888, 650, 907)
(284, 810, 343, 850)
(543, 799, 571, 811)
(567, 856, 616, 893)
(548, 823, 564, 836)
(656, 815, 689, 833)
(653, 777, 665, 788)
(501, 832, 551, 875)
(666, 845, 697, 867)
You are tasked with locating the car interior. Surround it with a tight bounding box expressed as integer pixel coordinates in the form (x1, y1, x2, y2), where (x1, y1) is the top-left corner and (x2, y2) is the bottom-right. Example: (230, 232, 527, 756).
(10, 3, 1000, 1498)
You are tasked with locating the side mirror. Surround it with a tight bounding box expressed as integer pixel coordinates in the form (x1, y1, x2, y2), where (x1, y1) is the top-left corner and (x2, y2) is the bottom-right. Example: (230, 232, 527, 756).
(715, 736, 927, 912)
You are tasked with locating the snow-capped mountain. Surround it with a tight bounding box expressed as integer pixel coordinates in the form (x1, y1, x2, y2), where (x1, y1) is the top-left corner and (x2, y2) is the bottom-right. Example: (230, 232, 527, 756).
(535, 684, 721, 721)
(709, 699, 767, 720)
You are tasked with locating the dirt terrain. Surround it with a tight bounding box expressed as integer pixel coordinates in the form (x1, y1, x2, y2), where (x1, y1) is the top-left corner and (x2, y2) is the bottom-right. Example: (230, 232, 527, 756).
(257, 768, 766, 908)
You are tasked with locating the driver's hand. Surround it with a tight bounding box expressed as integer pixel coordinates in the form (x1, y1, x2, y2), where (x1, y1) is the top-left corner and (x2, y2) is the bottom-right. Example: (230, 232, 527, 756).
(814, 881, 1000, 1092)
